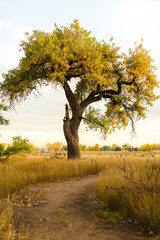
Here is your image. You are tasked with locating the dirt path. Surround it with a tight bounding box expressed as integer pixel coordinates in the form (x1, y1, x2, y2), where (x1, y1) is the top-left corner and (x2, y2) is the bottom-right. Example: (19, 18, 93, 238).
(13, 175, 150, 240)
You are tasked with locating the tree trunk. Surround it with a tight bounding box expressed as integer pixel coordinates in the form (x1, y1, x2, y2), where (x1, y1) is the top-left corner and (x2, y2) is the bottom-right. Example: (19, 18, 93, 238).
(63, 118, 81, 159)
(63, 104, 81, 159)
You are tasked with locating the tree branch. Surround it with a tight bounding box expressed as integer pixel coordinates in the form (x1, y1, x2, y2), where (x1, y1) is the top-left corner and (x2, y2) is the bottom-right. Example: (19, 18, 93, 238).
(80, 75, 136, 110)
(122, 103, 136, 136)
(103, 77, 135, 97)
(82, 116, 104, 128)
(63, 81, 79, 111)
(105, 186, 133, 191)
(80, 84, 103, 110)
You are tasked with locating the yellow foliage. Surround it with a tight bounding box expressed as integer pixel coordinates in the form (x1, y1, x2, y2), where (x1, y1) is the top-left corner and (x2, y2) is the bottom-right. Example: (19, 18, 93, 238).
(94, 144, 100, 151)
(1, 20, 159, 141)
(0, 143, 7, 149)
(46, 142, 63, 152)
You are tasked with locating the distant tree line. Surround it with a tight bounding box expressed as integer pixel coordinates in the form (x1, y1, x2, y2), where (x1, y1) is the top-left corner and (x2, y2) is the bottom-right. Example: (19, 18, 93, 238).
(1, 138, 160, 156)
(79, 143, 136, 151)
(79, 143, 160, 152)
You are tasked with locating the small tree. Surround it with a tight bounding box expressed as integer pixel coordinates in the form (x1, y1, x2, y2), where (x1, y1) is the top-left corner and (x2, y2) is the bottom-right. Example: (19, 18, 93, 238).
(94, 144, 100, 151)
(46, 143, 55, 152)
(54, 142, 63, 151)
(115, 145, 122, 151)
(30, 143, 40, 152)
(1, 20, 159, 159)
(0, 136, 31, 161)
(122, 143, 133, 151)
(46, 142, 63, 152)
(100, 145, 110, 151)
(80, 144, 87, 151)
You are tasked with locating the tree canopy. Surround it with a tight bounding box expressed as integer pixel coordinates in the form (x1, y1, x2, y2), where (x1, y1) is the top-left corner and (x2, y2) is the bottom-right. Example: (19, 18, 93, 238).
(1, 20, 159, 158)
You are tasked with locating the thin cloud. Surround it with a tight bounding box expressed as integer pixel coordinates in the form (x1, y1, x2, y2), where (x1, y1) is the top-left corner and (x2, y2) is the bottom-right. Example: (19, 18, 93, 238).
(0, 20, 11, 31)
(0, 20, 26, 66)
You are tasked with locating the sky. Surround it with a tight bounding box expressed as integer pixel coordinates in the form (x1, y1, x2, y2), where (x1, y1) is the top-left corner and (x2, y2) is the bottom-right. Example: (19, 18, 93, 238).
(0, 0, 160, 147)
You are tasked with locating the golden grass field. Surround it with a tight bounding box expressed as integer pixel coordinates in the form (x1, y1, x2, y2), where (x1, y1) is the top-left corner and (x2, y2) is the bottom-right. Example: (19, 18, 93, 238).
(1, 151, 160, 239)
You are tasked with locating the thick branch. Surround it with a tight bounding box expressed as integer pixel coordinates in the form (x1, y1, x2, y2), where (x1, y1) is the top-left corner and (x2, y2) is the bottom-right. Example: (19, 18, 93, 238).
(80, 75, 136, 110)
(103, 78, 135, 98)
(80, 85, 103, 110)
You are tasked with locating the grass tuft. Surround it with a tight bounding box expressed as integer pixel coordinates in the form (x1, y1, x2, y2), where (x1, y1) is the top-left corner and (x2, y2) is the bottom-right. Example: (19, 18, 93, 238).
(92, 209, 123, 224)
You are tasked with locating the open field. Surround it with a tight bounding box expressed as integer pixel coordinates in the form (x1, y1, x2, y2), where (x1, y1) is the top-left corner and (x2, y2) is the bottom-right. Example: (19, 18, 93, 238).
(0, 152, 107, 198)
(1, 151, 160, 239)
(1, 150, 159, 197)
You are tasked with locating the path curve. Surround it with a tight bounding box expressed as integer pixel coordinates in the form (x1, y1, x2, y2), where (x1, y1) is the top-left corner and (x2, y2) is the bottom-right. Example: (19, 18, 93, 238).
(13, 175, 150, 240)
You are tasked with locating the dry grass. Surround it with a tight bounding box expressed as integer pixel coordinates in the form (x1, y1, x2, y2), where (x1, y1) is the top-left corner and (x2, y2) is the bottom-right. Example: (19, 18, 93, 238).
(0, 201, 15, 239)
(95, 153, 160, 234)
(0, 152, 109, 239)
(1, 151, 160, 237)
(0, 201, 40, 240)
(0, 152, 109, 198)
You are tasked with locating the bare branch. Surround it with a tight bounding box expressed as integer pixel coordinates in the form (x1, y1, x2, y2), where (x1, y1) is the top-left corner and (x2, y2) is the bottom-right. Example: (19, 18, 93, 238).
(105, 186, 133, 191)
(63, 81, 79, 111)
(116, 155, 160, 194)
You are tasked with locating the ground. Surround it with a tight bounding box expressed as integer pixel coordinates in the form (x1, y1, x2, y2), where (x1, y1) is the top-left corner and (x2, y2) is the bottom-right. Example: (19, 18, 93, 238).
(12, 175, 151, 240)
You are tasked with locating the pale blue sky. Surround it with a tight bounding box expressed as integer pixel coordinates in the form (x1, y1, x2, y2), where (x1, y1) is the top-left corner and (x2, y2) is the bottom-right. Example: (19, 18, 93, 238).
(0, 0, 160, 147)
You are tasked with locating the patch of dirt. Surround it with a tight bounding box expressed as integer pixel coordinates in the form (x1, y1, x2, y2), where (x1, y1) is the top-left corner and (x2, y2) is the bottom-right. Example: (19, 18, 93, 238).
(13, 175, 151, 240)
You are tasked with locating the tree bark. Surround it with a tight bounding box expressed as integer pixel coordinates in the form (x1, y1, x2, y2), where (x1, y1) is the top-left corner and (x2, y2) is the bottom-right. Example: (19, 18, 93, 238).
(63, 104, 81, 159)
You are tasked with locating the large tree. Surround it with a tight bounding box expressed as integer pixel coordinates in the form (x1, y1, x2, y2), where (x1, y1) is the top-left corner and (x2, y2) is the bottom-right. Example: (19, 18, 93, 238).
(1, 20, 159, 159)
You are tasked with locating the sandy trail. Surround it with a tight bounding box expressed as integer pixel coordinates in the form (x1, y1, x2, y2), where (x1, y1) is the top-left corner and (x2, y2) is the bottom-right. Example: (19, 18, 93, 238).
(13, 175, 150, 240)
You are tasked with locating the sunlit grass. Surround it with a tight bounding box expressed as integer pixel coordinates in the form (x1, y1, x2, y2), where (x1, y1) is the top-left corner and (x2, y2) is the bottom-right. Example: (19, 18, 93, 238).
(0, 152, 109, 239)
(0, 201, 40, 239)
(0, 153, 108, 198)
(95, 154, 160, 233)
(1, 151, 160, 237)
